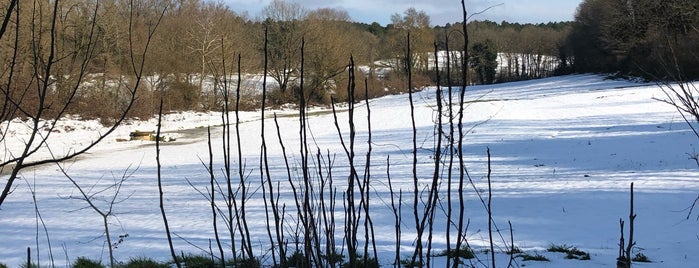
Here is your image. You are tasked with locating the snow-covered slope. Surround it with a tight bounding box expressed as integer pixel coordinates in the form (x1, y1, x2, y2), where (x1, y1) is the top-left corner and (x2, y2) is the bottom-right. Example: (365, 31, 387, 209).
(1, 74, 697, 267)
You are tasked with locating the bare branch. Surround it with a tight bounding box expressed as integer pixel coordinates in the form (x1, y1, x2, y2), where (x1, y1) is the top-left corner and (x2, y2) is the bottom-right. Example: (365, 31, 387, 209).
(0, 0, 167, 207)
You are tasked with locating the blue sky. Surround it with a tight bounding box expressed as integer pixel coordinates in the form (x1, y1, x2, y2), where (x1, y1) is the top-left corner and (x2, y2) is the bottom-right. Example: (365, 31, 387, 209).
(223, 0, 583, 25)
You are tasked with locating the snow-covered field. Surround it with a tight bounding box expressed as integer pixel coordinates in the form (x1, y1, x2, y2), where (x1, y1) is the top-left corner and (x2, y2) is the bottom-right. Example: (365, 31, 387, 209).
(1, 74, 698, 267)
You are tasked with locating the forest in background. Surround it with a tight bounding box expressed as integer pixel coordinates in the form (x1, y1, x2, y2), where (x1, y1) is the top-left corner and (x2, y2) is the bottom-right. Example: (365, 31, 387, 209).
(0, 0, 571, 120)
(0, 0, 697, 121)
(563, 0, 699, 80)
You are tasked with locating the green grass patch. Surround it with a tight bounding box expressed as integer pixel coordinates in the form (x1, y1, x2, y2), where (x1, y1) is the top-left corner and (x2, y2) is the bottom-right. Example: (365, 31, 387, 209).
(72, 257, 105, 268)
(122, 257, 170, 268)
(175, 254, 214, 268)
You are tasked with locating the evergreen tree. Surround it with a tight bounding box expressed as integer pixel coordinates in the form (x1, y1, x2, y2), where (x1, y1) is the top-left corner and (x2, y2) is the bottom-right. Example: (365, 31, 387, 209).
(470, 40, 498, 84)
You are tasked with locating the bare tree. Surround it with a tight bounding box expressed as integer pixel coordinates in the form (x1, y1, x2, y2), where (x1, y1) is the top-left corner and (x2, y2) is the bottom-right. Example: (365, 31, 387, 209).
(655, 26, 699, 143)
(184, 2, 237, 95)
(387, 8, 432, 75)
(0, 0, 166, 207)
(658, 81, 699, 142)
(654, 33, 699, 218)
(186, 6, 221, 95)
(260, 0, 307, 93)
(303, 8, 356, 103)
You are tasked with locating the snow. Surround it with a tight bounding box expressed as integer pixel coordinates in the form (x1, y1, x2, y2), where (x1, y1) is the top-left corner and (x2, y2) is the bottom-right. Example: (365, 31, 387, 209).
(1, 74, 698, 267)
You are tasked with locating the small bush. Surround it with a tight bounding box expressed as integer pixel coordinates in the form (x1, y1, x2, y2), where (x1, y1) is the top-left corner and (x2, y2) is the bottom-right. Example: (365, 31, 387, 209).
(267, 87, 298, 107)
(72, 257, 105, 268)
(122, 257, 169, 268)
(0, 262, 8, 268)
(519, 252, 550, 262)
(235, 95, 260, 111)
(632, 252, 651, 263)
(381, 72, 431, 95)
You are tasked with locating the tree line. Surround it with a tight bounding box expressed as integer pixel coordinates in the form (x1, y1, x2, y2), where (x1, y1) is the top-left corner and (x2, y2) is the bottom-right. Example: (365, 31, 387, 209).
(436, 20, 571, 84)
(1, 0, 577, 120)
(563, 0, 699, 80)
(3, 0, 697, 122)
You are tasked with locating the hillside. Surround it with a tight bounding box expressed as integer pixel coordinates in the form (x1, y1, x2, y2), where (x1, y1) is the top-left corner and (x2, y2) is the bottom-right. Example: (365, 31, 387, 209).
(1, 74, 698, 267)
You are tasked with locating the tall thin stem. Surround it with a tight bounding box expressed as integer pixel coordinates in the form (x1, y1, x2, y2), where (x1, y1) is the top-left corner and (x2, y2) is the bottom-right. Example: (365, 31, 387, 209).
(206, 126, 224, 266)
(407, 31, 423, 266)
(363, 77, 378, 264)
(455, 2, 469, 267)
(426, 41, 444, 268)
(487, 148, 495, 268)
(444, 29, 455, 268)
(157, 99, 179, 268)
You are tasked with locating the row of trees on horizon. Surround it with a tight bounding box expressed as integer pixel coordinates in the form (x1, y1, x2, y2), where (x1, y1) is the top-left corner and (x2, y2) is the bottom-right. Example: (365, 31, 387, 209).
(1, 0, 696, 121)
(0, 0, 572, 119)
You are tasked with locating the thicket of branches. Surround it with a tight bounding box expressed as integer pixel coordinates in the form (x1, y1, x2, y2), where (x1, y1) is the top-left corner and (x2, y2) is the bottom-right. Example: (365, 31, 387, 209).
(0, 0, 163, 207)
(148, 2, 518, 267)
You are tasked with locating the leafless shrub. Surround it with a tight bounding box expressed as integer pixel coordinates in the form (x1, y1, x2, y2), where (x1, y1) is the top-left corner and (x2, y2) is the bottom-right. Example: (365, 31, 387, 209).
(0, 0, 166, 207)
